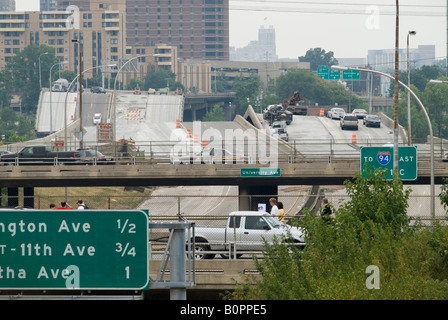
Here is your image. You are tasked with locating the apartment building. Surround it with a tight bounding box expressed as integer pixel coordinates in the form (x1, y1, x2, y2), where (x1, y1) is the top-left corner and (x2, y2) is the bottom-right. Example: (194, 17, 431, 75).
(54, 0, 229, 61)
(0, 8, 126, 79)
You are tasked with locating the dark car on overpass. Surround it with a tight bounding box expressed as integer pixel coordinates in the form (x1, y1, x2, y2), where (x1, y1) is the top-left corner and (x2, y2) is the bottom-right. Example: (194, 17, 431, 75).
(90, 86, 107, 94)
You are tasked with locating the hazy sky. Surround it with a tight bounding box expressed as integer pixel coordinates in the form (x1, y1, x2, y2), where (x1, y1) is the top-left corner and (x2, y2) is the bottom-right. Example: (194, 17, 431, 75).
(15, 0, 447, 60)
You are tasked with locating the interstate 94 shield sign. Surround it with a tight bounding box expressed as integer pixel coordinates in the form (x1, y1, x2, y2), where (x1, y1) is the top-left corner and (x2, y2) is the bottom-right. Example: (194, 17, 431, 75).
(377, 151, 391, 166)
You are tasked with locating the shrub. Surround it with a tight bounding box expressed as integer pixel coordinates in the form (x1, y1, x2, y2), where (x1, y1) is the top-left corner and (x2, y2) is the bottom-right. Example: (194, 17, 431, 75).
(229, 169, 448, 300)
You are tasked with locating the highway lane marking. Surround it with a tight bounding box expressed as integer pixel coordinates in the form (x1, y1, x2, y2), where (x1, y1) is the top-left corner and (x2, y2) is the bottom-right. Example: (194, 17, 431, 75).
(321, 117, 345, 142)
(285, 191, 301, 215)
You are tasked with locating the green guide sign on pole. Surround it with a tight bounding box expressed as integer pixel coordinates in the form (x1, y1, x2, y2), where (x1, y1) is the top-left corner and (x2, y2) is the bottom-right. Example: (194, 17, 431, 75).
(0, 210, 148, 290)
(360, 146, 417, 181)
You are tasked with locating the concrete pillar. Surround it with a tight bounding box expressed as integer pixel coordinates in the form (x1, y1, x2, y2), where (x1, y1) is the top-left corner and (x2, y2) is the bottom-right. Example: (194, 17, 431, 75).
(24, 187, 34, 208)
(238, 185, 278, 212)
(7, 187, 19, 207)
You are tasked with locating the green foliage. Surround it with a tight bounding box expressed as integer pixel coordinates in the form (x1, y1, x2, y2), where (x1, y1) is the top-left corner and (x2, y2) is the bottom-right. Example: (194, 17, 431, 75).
(6, 44, 57, 113)
(202, 105, 225, 122)
(143, 69, 181, 91)
(229, 169, 448, 300)
(274, 69, 365, 109)
(0, 108, 36, 142)
(299, 48, 338, 71)
(232, 74, 262, 115)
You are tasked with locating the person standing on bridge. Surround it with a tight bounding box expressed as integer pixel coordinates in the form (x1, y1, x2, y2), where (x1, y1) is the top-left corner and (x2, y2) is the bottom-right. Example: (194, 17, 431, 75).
(321, 198, 333, 223)
(269, 198, 279, 221)
(57, 201, 72, 210)
(277, 202, 285, 223)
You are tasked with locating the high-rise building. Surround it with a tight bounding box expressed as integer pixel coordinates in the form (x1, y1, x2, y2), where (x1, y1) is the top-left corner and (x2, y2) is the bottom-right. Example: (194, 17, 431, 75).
(0, 0, 15, 11)
(230, 25, 277, 62)
(40, 0, 57, 11)
(367, 45, 436, 71)
(53, 0, 229, 61)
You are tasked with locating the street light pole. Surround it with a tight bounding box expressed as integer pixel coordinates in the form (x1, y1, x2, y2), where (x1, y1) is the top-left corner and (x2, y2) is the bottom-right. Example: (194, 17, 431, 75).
(49, 61, 68, 134)
(407, 30, 417, 146)
(64, 64, 117, 151)
(332, 65, 435, 221)
(38, 52, 49, 91)
(72, 39, 84, 149)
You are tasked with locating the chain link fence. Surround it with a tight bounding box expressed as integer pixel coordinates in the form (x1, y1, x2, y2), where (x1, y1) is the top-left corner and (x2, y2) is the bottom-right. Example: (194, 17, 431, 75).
(7, 192, 443, 259)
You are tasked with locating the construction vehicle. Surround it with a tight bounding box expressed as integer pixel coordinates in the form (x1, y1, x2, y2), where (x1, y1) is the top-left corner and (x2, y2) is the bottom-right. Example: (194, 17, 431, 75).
(263, 104, 293, 125)
(283, 91, 308, 115)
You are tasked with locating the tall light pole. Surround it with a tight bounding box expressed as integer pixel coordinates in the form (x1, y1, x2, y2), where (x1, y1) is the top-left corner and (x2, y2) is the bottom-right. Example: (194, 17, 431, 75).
(332, 65, 435, 221)
(72, 39, 84, 148)
(49, 60, 68, 134)
(407, 30, 417, 146)
(393, 0, 400, 178)
(64, 64, 117, 151)
(38, 52, 49, 91)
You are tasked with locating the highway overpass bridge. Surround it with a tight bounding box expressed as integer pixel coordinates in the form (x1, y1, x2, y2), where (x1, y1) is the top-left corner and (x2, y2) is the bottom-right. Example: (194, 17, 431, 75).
(0, 157, 445, 208)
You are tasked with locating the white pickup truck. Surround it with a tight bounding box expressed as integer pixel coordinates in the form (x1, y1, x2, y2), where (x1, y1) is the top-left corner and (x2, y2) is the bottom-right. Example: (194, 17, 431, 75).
(192, 211, 305, 259)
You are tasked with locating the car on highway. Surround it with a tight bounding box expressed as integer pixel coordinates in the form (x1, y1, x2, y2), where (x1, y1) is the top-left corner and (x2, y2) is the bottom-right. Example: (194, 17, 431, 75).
(192, 211, 305, 259)
(171, 148, 244, 164)
(77, 149, 115, 165)
(340, 114, 358, 130)
(363, 114, 381, 127)
(353, 108, 368, 119)
(93, 113, 102, 125)
(327, 107, 346, 120)
(272, 128, 289, 141)
(442, 152, 448, 162)
(271, 120, 287, 131)
(90, 86, 106, 94)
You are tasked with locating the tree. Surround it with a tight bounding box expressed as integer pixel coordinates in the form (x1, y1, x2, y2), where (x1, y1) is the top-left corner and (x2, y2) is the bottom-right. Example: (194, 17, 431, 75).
(232, 74, 262, 115)
(422, 79, 448, 139)
(299, 47, 338, 71)
(202, 105, 225, 121)
(143, 69, 177, 90)
(274, 69, 365, 109)
(5, 44, 57, 113)
(0, 70, 12, 108)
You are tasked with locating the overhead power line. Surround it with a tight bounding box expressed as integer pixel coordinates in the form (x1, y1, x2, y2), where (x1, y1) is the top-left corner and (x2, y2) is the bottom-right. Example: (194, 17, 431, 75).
(230, 0, 446, 17)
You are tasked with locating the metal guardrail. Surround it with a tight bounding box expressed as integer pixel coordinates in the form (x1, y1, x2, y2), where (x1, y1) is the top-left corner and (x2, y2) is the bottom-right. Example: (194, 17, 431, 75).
(0, 138, 443, 167)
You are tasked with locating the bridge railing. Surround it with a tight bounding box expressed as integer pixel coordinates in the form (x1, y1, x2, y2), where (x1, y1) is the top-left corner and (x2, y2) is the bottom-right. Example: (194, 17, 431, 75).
(0, 139, 440, 166)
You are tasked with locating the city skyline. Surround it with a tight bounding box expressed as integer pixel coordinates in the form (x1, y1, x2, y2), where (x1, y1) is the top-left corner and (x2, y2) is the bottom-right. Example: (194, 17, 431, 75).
(15, 0, 447, 61)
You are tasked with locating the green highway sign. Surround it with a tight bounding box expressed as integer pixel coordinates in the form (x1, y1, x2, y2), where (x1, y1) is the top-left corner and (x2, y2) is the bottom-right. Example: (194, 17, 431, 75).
(360, 146, 417, 180)
(329, 69, 341, 79)
(343, 69, 360, 80)
(0, 210, 148, 290)
(241, 168, 281, 177)
(317, 65, 329, 74)
(317, 65, 340, 80)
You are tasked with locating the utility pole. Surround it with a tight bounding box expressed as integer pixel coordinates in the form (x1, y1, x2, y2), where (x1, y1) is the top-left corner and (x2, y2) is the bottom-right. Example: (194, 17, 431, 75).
(73, 39, 83, 149)
(393, 0, 400, 178)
